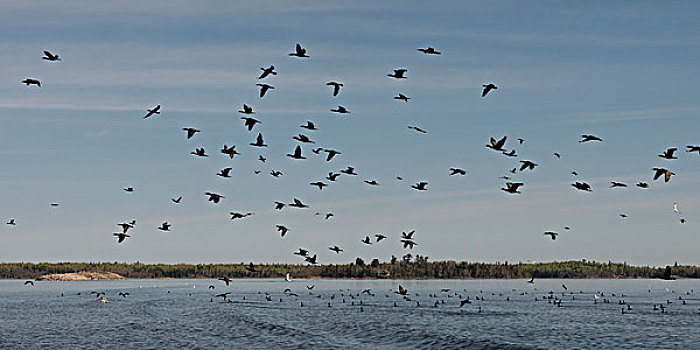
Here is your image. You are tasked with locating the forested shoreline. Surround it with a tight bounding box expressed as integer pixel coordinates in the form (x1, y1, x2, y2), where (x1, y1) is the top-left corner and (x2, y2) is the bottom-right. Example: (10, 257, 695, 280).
(1, 256, 698, 280)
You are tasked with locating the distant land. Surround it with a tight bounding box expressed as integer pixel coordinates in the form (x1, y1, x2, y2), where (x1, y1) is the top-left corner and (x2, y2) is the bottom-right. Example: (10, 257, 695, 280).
(2, 257, 698, 280)
(36, 271, 125, 281)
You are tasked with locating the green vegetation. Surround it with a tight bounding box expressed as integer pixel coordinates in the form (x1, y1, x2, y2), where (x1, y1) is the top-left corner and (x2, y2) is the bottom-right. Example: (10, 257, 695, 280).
(1, 256, 698, 280)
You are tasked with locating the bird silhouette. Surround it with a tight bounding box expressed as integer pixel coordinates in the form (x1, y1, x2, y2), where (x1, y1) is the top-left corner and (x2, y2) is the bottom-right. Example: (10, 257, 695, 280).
(241, 117, 261, 131)
(288, 198, 309, 208)
(395, 93, 410, 102)
(221, 145, 240, 159)
(375, 234, 387, 242)
(305, 254, 318, 264)
(459, 298, 471, 307)
(388, 69, 408, 79)
(486, 136, 507, 151)
(259, 155, 266, 163)
(256, 83, 274, 98)
(361, 236, 372, 245)
(402, 230, 415, 240)
(341, 166, 358, 176)
(158, 222, 171, 231)
(143, 105, 161, 119)
(289, 43, 309, 58)
(118, 292, 129, 298)
(270, 170, 283, 177)
(22, 78, 41, 87)
(287, 145, 306, 159)
(113, 233, 130, 243)
(293, 134, 315, 143)
(449, 168, 467, 176)
(610, 182, 628, 188)
(407, 125, 427, 134)
(205, 192, 224, 203)
(310, 181, 328, 190)
(327, 172, 341, 181)
(250, 133, 268, 147)
(658, 148, 678, 160)
(544, 231, 558, 240)
(395, 285, 409, 296)
(276, 225, 289, 237)
(322, 149, 341, 161)
(123, 187, 134, 192)
(652, 168, 675, 182)
(182, 127, 201, 139)
(274, 202, 286, 210)
(300, 121, 317, 130)
(293, 248, 308, 256)
(326, 82, 343, 97)
(217, 168, 233, 178)
(481, 83, 497, 97)
(519, 160, 538, 171)
(579, 134, 602, 143)
(329, 245, 343, 253)
(503, 149, 517, 157)
(42, 50, 61, 61)
(171, 196, 182, 203)
(24, 280, 34, 286)
(218, 276, 233, 286)
(637, 182, 650, 188)
(258, 65, 277, 79)
(501, 182, 524, 194)
(330, 105, 350, 114)
(412, 182, 428, 191)
(418, 47, 441, 55)
(238, 104, 255, 114)
(686, 145, 700, 154)
(571, 181, 592, 192)
(191, 148, 207, 157)
(364, 180, 379, 186)
(401, 239, 417, 249)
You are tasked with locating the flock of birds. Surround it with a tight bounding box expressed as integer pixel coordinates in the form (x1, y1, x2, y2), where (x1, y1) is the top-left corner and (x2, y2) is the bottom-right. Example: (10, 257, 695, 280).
(5, 44, 698, 273)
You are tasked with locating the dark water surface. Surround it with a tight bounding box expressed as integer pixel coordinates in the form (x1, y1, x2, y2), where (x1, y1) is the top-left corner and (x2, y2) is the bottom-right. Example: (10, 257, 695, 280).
(1, 279, 698, 349)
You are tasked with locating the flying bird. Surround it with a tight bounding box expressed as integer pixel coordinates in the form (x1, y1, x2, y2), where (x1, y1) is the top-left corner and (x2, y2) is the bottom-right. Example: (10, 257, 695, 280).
(364, 180, 379, 186)
(341, 167, 358, 176)
(259, 155, 266, 163)
(329, 246, 343, 253)
(401, 239, 417, 249)
(571, 181, 592, 192)
(221, 145, 240, 159)
(182, 127, 201, 139)
(143, 105, 161, 119)
(289, 43, 309, 58)
(300, 121, 317, 130)
(310, 181, 328, 190)
(326, 82, 343, 97)
(401, 230, 415, 240)
(274, 202, 286, 210)
(486, 136, 507, 151)
(256, 83, 274, 98)
(519, 160, 538, 171)
(113, 233, 130, 243)
(42, 50, 61, 61)
(241, 117, 261, 131)
(250, 133, 268, 147)
(407, 125, 427, 134)
(287, 145, 306, 160)
(123, 187, 134, 192)
(216, 168, 233, 177)
(387, 69, 408, 79)
(361, 236, 372, 245)
(579, 134, 602, 143)
(417, 47, 441, 55)
(481, 83, 497, 97)
(288, 198, 309, 208)
(218, 276, 233, 286)
(24, 280, 34, 286)
(375, 234, 387, 242)
(652, 168, 675, 182)
(636, 182, 650, 188)
(230, 212, 253, 220)
(327, 172, 341, 181)
(171, 196, 182, 203)
(610, 182, 627, 188)
(258, 65, 277, 79)
(658, 148, 678, 160)
(21, 78, 41, 87)
(395, 285, 408, 296)
(191, 148, 207, 157)
(305, 254, 318, 264)
(293, 134, 315, 144)
(501, 182, 524, 194)
(412, 182, 428, 191)
(330, 105, 350, 114)
(449, 168, 466, 176)
(544, 231, 558, 240)
(276, 225, 289, 237)
(395, 93, 410, 102)
(323, 149, 341, 161)
(238, 104, 254, 114)
(293, 248, 309, 256)
(270, 170, 283, 177)
(158, 222, 171, 231)
(205, 192, 224, 204)
(686, 145, 700, 154)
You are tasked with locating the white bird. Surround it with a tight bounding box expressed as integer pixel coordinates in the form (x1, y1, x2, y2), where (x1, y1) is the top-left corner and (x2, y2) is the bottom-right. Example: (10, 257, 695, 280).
(284, 273, 292, 282)
(673, 202, 681, 214)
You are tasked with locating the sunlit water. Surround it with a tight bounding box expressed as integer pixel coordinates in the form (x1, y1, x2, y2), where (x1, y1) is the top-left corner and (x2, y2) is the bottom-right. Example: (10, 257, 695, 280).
(1, 279, 698, 349)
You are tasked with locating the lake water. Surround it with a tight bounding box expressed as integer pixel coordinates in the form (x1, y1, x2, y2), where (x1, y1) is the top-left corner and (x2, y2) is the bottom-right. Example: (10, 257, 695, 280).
(1, 279, 698, 349)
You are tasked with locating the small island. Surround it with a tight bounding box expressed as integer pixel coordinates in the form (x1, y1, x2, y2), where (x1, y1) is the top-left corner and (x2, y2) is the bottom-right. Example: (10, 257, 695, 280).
(36, 271, 125, 281)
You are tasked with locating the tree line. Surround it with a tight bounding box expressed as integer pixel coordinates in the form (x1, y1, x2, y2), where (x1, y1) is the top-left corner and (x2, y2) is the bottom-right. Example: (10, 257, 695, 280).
(0, 256, 698, 280)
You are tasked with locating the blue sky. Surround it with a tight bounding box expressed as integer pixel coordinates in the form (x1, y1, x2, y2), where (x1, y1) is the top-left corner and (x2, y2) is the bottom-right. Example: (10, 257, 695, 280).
(1, 1, 699, 266)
